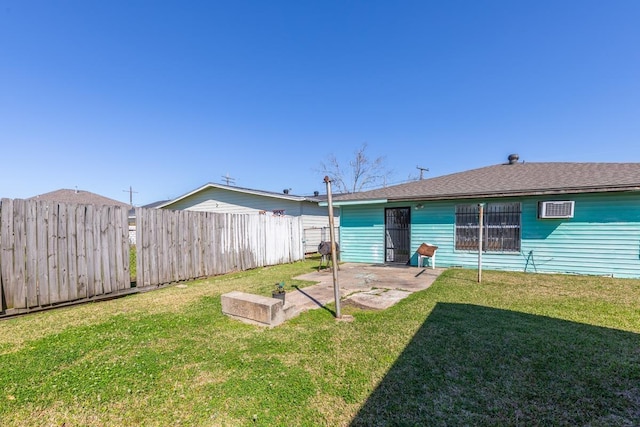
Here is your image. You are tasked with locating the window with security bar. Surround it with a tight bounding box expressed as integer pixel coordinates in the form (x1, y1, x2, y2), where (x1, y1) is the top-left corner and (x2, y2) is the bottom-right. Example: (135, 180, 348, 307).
(455, 203, 521, 252)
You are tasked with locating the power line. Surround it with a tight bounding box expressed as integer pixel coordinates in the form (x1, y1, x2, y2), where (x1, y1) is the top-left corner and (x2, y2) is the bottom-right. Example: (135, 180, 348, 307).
(354, 176, 425, 192)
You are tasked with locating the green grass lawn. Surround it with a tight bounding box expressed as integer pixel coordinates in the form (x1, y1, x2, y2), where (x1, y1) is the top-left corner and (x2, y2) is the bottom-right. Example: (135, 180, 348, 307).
(1, 258, 638, 426)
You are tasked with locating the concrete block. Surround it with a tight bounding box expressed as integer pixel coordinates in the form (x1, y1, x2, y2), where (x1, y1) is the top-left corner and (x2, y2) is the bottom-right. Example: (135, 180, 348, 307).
(221, 291, 286, 326)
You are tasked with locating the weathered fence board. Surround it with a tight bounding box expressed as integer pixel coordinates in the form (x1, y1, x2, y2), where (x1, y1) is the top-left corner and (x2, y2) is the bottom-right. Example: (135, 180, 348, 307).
(1, 199, 15, 308)
(67, 204, 79, 301)
(26, 201, 38, 307)
(46, 202, 59, 304)
(76, 205, 88, 298)
(91, 204, 103, 297)
(99, 206, 112, 294)
(0, 199, 130, 315)
(135, 208, 305, 288)
(36, 202, 49, 305)
(58, 203, 69, 302)
(13, 200, 27, 309)
(85, 204, 96, 298)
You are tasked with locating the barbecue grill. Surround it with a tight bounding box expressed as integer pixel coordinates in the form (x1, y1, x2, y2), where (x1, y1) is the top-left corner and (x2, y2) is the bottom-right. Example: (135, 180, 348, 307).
(318, 241, 339, 271)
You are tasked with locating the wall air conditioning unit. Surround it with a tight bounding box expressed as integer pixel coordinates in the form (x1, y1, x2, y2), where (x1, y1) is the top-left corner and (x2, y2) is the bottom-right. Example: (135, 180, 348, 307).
(538, 201, 575, 219)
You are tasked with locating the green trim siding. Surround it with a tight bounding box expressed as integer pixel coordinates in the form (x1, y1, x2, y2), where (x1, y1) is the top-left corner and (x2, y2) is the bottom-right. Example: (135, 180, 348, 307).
(340, 192, 640, 278)
(340, 205, 386, 264)
(519, 193, 640, 278)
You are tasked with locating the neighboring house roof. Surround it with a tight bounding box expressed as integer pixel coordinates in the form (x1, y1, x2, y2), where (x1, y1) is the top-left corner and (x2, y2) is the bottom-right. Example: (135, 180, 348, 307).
(141, 200, 172, 209)
(157, 183, 323, 209)
(128, 200, 171, 217)
(332, 162, 640, 203)
(29, 189, 130, 207)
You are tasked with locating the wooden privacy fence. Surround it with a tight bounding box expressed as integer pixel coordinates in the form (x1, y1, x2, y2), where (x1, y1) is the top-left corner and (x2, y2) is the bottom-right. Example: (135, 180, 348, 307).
(135, 208, 304, 287)
(0, 199, 305, 317)
(0, 199, 130, 315)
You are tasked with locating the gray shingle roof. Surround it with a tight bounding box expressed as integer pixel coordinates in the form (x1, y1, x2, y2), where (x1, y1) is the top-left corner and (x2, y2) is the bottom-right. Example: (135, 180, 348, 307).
(333, 162, 640, 202)
(141, 200, 172, 209)
(29, 189, 130, 207)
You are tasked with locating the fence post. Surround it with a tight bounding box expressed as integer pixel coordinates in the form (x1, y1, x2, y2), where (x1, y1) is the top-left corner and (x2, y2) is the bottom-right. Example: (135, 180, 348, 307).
(478, 203, 484, 283)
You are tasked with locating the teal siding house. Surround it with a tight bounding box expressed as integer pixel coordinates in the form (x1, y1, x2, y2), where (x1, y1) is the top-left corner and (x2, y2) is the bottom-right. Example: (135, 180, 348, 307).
(327, 156, 640, 278)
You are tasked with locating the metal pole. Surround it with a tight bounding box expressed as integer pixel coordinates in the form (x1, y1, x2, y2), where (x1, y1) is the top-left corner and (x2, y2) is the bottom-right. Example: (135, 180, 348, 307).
(478, 203, 484, 283)
(324, 176, 341, 318)
(123, 186, 138, 207)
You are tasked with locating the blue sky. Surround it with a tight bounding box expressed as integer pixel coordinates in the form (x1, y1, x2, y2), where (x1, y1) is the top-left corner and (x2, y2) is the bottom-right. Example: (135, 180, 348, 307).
(1, 1, 639, 205)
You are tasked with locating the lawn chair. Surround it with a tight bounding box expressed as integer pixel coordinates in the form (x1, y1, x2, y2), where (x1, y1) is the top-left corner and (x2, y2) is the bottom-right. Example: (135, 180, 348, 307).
(417, 243, 438, 269)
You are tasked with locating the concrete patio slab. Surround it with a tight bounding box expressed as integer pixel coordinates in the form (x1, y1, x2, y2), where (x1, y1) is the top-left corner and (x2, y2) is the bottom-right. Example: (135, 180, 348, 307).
(285, 263, 444, 317)
(343, 288, 413, 310)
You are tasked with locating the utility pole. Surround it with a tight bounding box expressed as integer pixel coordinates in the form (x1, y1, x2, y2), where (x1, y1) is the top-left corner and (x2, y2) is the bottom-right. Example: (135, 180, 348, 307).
(221, 173, 236, 186)
(123, 186, 138, 207)
(416, 166, 429, 180)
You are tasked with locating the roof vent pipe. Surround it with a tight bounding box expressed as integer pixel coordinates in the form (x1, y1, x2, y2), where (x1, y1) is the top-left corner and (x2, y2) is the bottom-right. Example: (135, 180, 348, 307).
(508, 154, 519, 164)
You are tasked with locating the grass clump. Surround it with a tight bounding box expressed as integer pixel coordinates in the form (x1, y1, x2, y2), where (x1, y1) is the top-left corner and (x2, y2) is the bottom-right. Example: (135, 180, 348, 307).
(0, 262, 638, 426)
(129, 244, 136, 282)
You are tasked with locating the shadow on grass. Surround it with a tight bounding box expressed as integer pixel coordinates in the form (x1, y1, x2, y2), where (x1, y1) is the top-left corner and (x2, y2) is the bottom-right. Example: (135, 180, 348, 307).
(350, 303, 640, 426)
(292, 285, 336, 317)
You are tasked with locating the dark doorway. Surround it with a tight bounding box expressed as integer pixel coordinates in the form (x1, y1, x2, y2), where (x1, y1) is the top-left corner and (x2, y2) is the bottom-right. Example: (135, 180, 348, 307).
(385, 207, 410, 264)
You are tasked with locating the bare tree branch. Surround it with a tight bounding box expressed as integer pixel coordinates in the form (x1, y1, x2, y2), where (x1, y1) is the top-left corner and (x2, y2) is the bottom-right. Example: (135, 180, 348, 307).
(317, 143, 393, 194)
